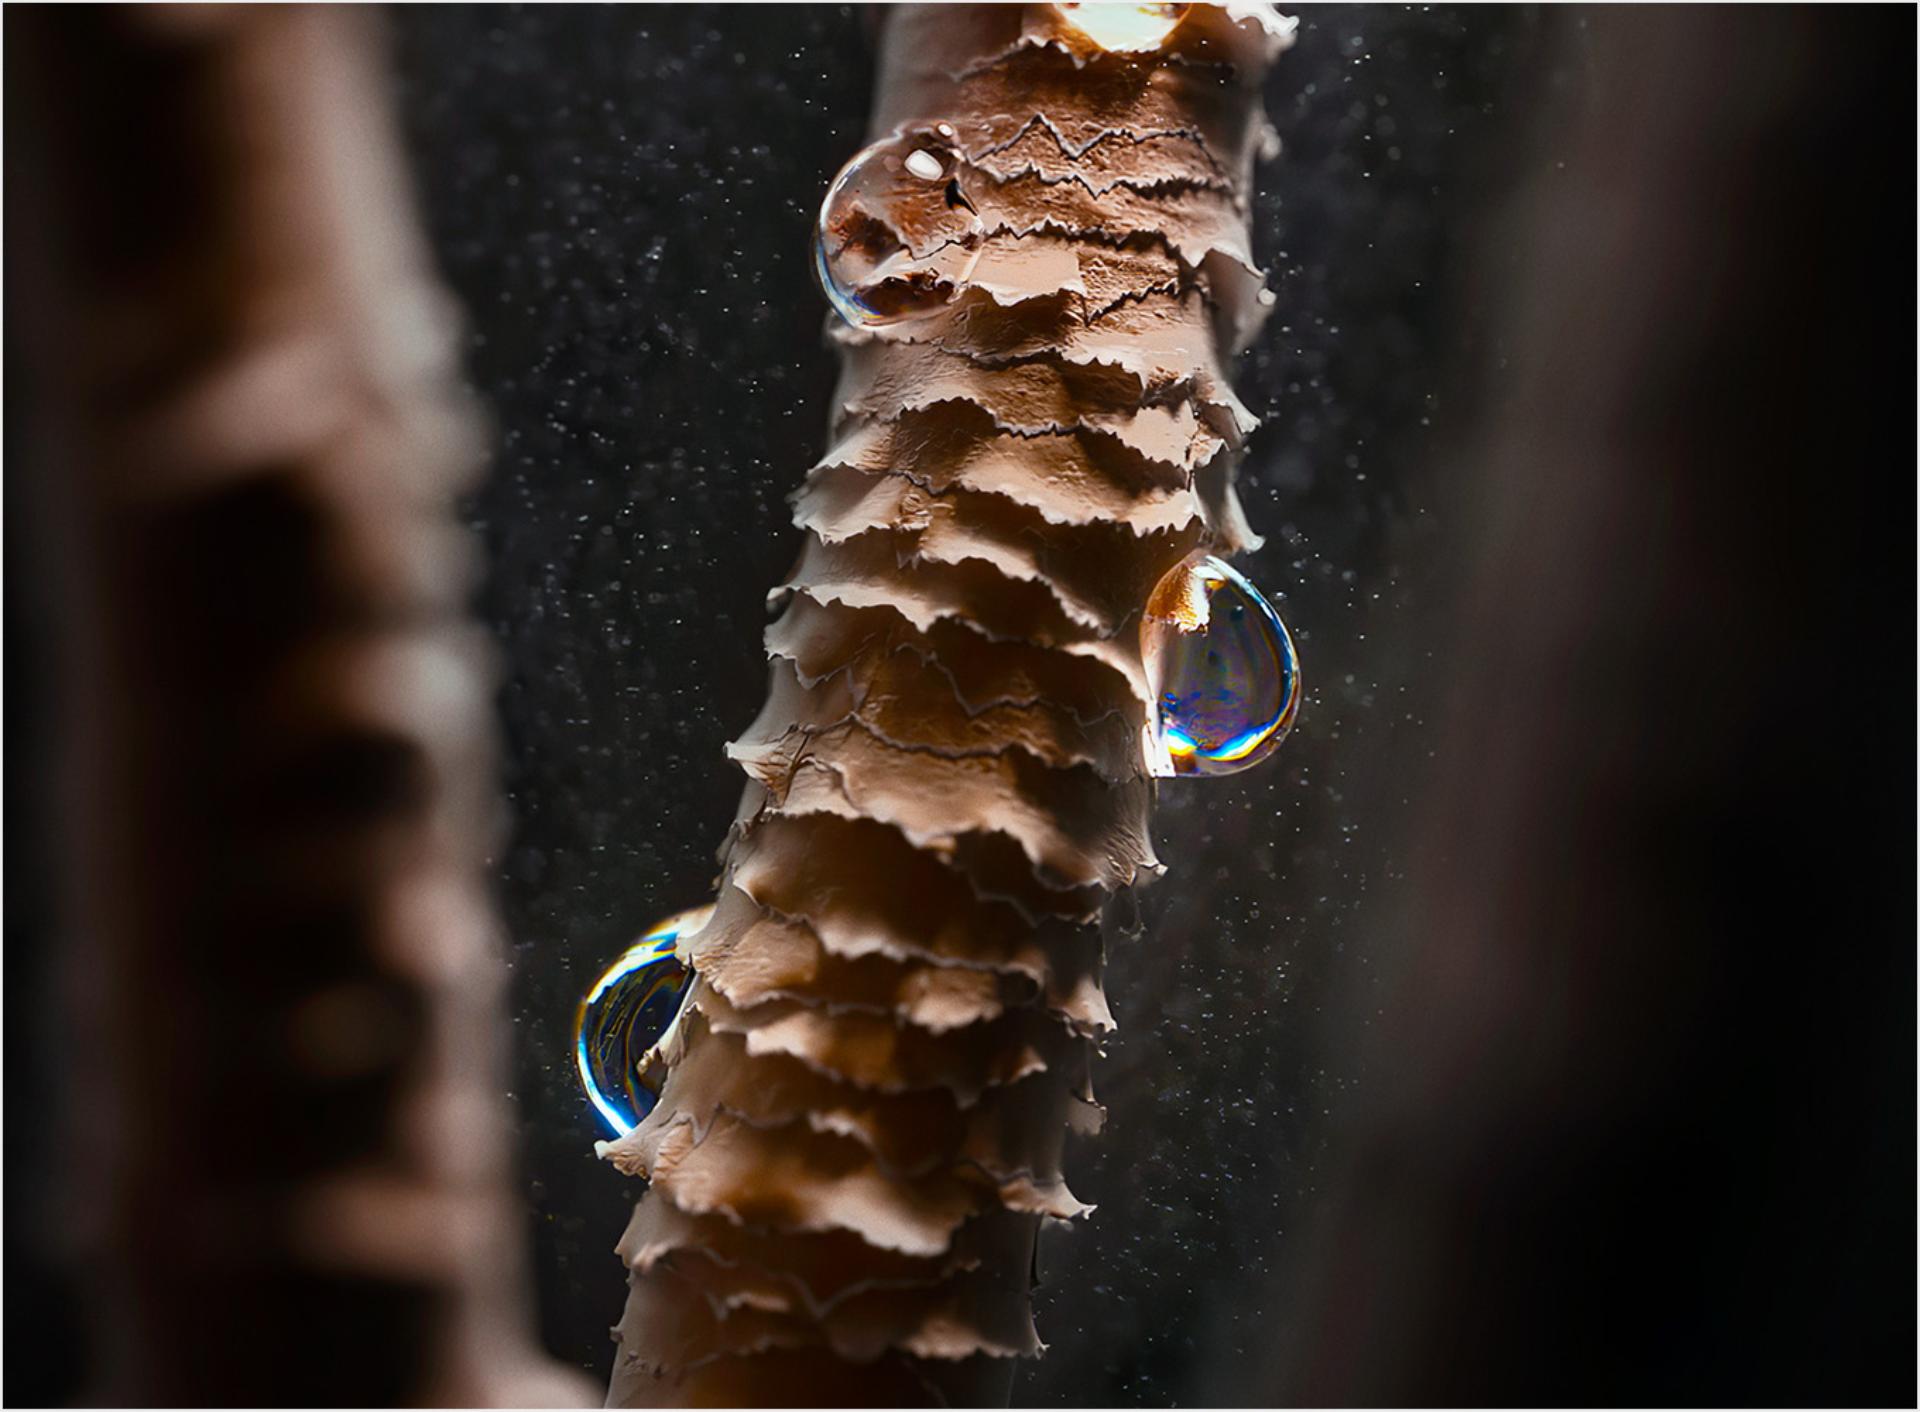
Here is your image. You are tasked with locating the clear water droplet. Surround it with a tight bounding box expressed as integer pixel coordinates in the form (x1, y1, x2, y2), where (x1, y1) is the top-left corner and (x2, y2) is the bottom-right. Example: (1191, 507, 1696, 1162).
(574, 904, 711, 1137)
(1054, 2, 1192, 51)
(1142, 554, 1301, 778)
(812, 122, 981, 327)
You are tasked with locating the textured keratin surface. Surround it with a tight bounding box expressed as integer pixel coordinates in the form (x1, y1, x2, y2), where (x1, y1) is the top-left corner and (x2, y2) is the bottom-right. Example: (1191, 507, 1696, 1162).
(601, 6, 1290, 1403)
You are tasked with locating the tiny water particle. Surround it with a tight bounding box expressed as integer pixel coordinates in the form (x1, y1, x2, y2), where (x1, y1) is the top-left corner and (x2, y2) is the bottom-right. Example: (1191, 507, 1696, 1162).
(573, 903, 711, 1137)
(1054, 2, 1192, 50)
(812, 122, 981, 327)
(1142, 554, 1301, 777)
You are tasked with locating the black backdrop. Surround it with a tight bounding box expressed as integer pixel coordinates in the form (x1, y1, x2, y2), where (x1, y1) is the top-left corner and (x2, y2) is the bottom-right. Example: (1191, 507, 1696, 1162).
(6, 5, 1914, 1406)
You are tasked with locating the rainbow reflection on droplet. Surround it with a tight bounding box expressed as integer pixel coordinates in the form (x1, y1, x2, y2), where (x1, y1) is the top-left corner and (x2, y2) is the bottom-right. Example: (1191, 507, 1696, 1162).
(812, 122, 982, 327)
(1142, 554, 1300, 777)
(574, 904, 711, 1137)
(1054, 2, 1192, 51)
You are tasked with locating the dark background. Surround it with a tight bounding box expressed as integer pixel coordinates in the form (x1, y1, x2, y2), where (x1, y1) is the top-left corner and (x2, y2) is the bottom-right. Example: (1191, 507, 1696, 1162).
(386, 4, 1547, 1402)
(7, 4, 1914, 1406)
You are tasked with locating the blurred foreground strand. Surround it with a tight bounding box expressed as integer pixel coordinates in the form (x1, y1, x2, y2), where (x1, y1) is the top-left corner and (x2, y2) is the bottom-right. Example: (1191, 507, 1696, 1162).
(1252, 7, 1916, 1401)
(13, 7, 587, 1404)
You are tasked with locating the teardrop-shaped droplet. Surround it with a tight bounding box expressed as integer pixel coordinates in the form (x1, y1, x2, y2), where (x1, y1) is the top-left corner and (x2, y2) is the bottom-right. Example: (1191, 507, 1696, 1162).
(574, 904, 711, 1137)
(812, 122, 982, 328)
(1141, 554, 1301, 778)
(1054, 2, 1192, 51)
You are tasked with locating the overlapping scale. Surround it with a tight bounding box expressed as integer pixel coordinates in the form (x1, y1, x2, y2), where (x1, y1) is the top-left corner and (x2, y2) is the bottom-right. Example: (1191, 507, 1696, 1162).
(605, 6, 1298, 1402)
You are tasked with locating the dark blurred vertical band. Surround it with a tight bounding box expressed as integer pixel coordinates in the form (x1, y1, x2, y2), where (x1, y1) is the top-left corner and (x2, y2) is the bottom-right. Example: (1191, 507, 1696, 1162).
(9, 6, 587, 1403)
(1258, 5, 1916, 1402)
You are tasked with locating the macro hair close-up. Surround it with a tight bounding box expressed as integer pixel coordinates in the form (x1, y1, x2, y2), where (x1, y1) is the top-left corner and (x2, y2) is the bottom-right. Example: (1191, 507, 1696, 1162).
(3, 3, 1915, 1410)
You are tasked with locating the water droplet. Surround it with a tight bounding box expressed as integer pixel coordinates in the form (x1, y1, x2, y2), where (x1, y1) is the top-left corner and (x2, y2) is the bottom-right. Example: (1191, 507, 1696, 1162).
(574, 904, 711, 1137)
(1142, 554, 1301, 777)
(1054, 2, 1192, 51)
(812, 122, 982, 327)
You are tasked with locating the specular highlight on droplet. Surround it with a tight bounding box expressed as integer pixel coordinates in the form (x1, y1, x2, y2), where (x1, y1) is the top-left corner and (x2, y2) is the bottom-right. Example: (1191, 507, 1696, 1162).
(1054, 2, 1192, 51)
(1142, 554, 1301, 777)
(574, 903, 711, 1138)
(812, 122, 982, 327)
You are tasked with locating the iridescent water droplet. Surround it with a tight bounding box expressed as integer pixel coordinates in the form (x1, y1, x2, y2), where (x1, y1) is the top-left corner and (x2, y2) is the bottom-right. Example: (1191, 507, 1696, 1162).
(1054, 2, 1192, 51)
(574, 904, 711, 1137)
(812, 122, 982, 328)
(1142, 554, 1301, 778)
